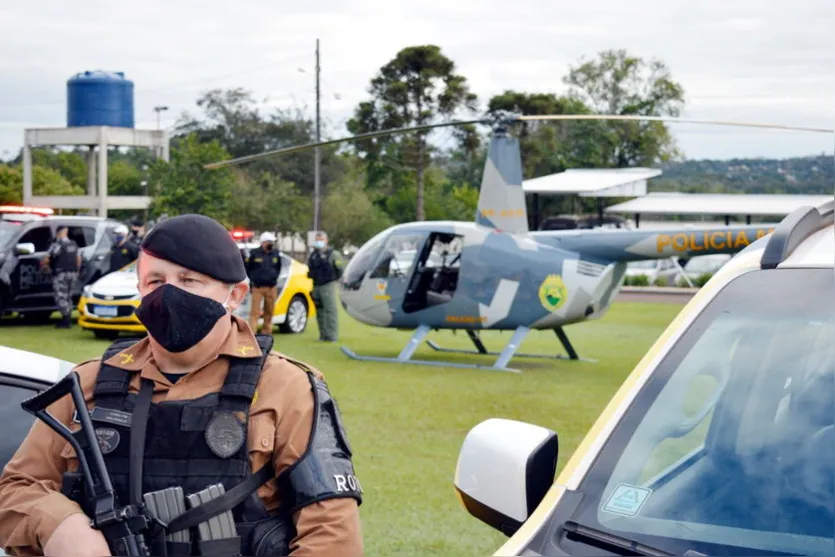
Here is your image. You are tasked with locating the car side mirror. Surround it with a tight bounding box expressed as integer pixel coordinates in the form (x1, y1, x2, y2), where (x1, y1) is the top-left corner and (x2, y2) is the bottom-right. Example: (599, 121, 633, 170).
(15, 242, 36, 255)
(454, 418, 558, 537)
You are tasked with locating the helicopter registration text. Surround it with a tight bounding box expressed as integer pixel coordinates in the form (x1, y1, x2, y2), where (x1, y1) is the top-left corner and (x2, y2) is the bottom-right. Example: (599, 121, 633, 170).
(656, 228, 773, 253)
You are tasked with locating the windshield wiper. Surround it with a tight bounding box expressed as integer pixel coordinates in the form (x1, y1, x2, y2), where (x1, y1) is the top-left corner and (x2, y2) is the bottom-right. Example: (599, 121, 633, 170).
(562, 521, 706, 557)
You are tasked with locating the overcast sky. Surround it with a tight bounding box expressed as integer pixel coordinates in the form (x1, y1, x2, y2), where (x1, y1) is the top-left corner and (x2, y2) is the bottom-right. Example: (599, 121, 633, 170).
(0, 0, 832, 165)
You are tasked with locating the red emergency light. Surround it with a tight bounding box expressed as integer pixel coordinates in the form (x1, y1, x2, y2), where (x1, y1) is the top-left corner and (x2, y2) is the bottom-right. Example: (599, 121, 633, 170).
(0, 205, 54, 216)
(230, 229, 254, 240)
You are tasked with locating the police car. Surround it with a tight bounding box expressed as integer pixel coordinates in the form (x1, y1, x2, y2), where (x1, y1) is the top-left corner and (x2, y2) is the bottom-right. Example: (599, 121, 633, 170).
(454, 199, 834, 556)
(0, 209, 124, 322)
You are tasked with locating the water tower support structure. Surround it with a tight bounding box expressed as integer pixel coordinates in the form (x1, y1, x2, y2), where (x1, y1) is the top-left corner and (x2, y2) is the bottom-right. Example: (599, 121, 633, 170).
(22, 125, 169, 217)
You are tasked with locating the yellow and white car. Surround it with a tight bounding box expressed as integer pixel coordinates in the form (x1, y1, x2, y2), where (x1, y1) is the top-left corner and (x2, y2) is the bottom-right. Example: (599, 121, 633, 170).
(77, 254, 315, 340)
(454, 199, 834, 556)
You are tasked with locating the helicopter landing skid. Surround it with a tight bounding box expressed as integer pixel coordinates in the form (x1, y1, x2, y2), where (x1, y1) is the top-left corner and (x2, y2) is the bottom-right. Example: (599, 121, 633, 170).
(426, 327, 596, 363)
(340, 324, 522, 372)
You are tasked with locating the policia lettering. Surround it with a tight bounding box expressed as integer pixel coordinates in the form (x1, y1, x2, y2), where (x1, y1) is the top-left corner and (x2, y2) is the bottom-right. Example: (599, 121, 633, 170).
(656, 228, 773, 253)
(62, 335, 362, 557)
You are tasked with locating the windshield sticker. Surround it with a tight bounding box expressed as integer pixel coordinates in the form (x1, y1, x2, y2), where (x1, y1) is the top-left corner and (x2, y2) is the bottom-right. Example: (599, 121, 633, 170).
(601, 484, 652, 517)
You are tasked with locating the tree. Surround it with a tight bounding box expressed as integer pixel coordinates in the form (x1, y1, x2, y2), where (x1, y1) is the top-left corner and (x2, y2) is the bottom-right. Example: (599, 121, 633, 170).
(486, 90, 607, 179)
(148, 134, 235, 223)
(563, 49, 686, 166)
(226, 171, 311, 234)
(321, 166, 394, 249)
(347, 45, 479, 220)
(0, 164, 84, 204)
(176, 90, 347, 197)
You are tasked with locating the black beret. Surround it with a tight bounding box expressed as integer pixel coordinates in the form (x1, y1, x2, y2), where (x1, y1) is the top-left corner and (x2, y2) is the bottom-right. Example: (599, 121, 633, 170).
(140, 214, 246, 283)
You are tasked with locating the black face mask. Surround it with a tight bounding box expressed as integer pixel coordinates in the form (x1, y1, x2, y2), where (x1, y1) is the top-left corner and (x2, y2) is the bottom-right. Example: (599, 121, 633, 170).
(135, 284, 229, 353)
(265, 243, 274, 251)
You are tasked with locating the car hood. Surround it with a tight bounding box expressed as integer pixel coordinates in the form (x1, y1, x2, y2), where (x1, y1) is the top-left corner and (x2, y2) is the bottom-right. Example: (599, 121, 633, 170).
(0, 346, 75, 384)
(89, 270, 139, 298)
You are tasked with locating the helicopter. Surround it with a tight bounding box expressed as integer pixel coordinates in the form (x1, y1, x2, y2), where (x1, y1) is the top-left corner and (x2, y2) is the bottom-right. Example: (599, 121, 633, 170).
(206, 113, 834, 372)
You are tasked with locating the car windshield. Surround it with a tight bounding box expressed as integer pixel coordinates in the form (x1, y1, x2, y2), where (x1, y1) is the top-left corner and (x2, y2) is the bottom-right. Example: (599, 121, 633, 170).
(0, 222, 21, 249)
(560, 268, 834, 556)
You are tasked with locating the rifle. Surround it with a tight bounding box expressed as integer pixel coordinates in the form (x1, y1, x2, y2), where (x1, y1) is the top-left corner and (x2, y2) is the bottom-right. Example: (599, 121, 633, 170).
(21, 372, 152, 556)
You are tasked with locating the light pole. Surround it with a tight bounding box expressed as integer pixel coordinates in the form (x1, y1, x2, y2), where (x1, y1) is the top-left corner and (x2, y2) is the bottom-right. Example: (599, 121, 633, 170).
(153, 106, 168, 131)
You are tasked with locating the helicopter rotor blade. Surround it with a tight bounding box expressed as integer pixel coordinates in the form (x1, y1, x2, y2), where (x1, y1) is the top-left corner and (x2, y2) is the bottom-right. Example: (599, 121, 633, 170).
(204, 113, 834, 170)
(204, 118, 487, 169)
(518, 114, 835, 134)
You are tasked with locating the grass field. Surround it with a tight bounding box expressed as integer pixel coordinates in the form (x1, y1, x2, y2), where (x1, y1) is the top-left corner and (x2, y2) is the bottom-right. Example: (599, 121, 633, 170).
(0, 300, 683, 556)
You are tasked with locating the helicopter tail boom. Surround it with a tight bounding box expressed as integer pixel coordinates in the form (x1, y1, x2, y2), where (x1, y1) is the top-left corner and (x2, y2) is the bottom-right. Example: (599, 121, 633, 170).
(536, 223, 777, 262)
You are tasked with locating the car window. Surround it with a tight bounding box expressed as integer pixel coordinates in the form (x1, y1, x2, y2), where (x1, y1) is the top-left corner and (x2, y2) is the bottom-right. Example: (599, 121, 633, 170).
(0, 222, 22, 249)
(17, 226, 52, 252)
(0, 384, 43, 472)
(559, 268, 834, 556)
(66, 226, 96, 248)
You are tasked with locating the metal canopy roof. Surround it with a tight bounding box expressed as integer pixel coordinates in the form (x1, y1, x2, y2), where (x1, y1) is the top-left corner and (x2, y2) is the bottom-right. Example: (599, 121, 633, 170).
(522, 167, 662, 197)
(605, 193, 833, 216)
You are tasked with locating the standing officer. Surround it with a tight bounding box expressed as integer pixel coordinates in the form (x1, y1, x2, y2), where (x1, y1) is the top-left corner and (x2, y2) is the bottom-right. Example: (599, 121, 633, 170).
(0, 214, 363, 557)
(307, 231, 343, 342)
(43, 225, 81, 329)
(245, 231, 282, 334)
(128, 217, 145, 243)
(108, 224, 140, 273)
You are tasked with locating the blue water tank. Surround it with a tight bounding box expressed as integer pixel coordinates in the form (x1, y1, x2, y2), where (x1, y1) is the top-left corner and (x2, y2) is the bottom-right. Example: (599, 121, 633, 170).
(67, 70, 134, 128)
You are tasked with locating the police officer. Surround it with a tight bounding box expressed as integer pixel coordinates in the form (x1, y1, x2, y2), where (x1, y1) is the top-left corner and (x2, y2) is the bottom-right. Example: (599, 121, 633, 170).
(245, 231, 282, 334)
(0, 214, 363, 557)
(307, 231, 343, 342)
(44, 225, 81, 329)
(108, 224, 140, 273)
(128, 217, 145, 242)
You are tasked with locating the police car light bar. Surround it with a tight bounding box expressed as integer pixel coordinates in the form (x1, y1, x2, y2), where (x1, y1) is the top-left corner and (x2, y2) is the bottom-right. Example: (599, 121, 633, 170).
(230, 229, 254, 240)
(0, 205, 54, 216)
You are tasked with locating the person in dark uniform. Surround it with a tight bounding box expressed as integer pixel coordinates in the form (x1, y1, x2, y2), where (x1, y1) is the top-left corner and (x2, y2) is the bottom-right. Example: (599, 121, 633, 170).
(307, 231, 343, 342)
(108, 224, 140, 273)
(43, 225, 81, 329)
(245, 231, 282, 334)
(128, 217, 145, 243)
(0, 214, 363, 557)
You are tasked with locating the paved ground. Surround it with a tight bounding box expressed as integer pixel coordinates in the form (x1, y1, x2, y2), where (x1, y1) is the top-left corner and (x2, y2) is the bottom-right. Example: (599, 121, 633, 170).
(616, 287, 697, 304)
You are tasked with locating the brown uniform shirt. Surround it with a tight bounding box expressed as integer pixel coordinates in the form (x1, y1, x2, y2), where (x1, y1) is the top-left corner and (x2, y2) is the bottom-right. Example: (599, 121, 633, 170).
(0, 315, 363, 556)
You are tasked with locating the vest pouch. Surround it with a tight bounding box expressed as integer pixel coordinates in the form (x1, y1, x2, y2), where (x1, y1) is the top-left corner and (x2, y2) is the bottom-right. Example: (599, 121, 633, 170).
(251, 515, 294, 557)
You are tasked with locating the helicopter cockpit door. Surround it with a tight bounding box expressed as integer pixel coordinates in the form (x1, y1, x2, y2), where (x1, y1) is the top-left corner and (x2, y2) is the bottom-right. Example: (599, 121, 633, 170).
(403, 232, 464, 314)
(366, 231, 428, 317)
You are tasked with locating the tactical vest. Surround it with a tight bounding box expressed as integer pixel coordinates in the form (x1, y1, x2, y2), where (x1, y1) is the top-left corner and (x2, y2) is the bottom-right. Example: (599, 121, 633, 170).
(308, 249, 338, 286)
(51, 240, 79, 272)
(247, 247, 281, 288)
(62, 335, 308, 557)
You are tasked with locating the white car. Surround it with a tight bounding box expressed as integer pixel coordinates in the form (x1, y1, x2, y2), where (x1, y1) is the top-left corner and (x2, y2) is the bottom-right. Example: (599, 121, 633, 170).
(676, 253, 732, 284)
(454, 199, 834, 556)
(0, 347, 74, 489)
(624, 257, 680, 286)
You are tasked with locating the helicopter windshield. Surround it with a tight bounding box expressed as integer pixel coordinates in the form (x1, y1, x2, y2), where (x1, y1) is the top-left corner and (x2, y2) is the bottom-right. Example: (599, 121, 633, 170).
(341, 229, 389, 290)
(553, 268, 834, 556)
(369, 233, 427, 279)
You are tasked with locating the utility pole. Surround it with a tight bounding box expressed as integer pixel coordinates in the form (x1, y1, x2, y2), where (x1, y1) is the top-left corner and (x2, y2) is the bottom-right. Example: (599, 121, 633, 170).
(313, 38, 321, 233)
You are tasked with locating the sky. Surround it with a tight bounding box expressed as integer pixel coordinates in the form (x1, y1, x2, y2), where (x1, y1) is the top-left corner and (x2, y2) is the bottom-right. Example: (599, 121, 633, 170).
(0, 0, 832, 165)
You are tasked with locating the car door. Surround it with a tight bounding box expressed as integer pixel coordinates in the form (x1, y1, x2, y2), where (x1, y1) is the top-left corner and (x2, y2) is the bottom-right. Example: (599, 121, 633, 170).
(0, 375, 52, 474)
(9, 223, 55, 310)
